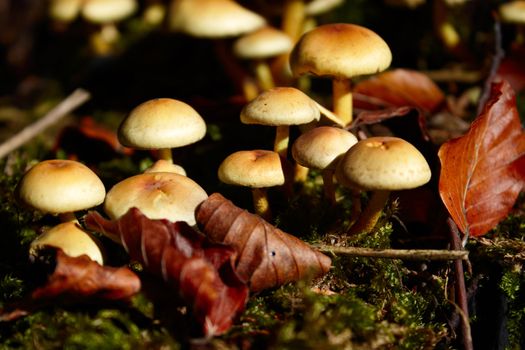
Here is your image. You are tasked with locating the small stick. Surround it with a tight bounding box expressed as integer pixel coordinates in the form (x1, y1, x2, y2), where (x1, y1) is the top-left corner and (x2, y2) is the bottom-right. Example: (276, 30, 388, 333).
(314, 245, 469, 261)
(0, 88, 91, 159)
(448, 218, 473, 350)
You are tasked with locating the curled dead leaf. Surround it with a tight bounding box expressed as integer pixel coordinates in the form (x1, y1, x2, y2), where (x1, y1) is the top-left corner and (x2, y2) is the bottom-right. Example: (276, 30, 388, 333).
(84, 208, 249, 337)
(195, 193, 332, 292)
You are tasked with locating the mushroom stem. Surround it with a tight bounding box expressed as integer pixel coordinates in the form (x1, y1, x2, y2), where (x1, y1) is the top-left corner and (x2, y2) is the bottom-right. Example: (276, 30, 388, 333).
(59, 212, 77, 223)
(252, 187, 272, 221)
(274, 125, 290, 158)
(254, 60, 275, 91)
(158, 148, 173, 162)
(350, 189, 362, 224)
(348, 190, 390, 235)
(332, 78, 352, 125)
(321, 169, 336, 205)
(282, 0, 305, 41)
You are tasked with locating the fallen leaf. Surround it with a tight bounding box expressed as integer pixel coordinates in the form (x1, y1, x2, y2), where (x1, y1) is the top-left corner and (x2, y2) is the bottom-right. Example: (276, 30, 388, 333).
(354, 68, 445, 114)
(32, 249, 140, 301)
(84, 208, 249, 337)
(195, 193, 332, 292)
(438, 80, 525, 237)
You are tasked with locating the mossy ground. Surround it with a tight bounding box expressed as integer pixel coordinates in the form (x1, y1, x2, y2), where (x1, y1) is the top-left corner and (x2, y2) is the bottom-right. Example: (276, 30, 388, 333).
(1, 1, 524, 349)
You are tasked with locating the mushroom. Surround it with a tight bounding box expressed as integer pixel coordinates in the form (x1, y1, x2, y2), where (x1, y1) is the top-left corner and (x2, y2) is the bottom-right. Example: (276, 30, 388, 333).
(81, 0, 138, 55)
(336, 137, 431, 234)
(49, 0, 83, 24)
(499, 1, 525, 45)
(118, 98, 206, 174)
(233, 26, 294, 92)
(218, 150, 289, 220)
(169, 0, 267, 101)
(292, 126, 357, 204)
(290, 23, 392, 125)
(29, 221, 104, 265)
(240, 87, 320, 158)
(104, 172, 208, 227)
(16, 159, 106, 263)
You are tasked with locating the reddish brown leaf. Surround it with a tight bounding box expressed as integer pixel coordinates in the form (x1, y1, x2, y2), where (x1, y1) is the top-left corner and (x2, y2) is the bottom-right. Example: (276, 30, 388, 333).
(195, 193, 332, 292)
(354, 68, 445, 113)
(438, 80, 525, 237)
(32, 250, 141, 301)
(85, 208, 249, 337)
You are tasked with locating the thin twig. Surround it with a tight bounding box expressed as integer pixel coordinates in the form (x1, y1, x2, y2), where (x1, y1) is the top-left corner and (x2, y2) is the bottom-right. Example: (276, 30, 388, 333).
(448, 217, 473, 350)
(477, 16, 504, 116)
(0, 88, 91, 159)
(314, 245, 469, 261)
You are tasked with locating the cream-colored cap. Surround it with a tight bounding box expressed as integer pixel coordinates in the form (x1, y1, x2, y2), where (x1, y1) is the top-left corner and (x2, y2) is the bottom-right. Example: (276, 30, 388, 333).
(292, 126, 357, 171)
(306, 0, 344, 16)
(143, 159, 187, 176)
(17, 159, 106, 215)
(336, 137, 431, 191)
(169, 0, 266, 38)
(218, 150, 286, 188)
(118, 98, 206, 150)
(82, 0, 138, 24)
(49, 0, 82, 22)
(104, 172, 208, 225)
(290, 23, 392, 79)
(30, 221, 104, 265)
(241, 87, 320, 126)
(233, 26, 293, 59)
(499, 1, 525, 24)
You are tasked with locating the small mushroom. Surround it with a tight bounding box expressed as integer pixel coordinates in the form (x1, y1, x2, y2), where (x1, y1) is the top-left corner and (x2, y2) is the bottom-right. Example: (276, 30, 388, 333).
(290, 23, 392, 125)
(499, 1, 525, 45)
(118, 98, 206, 174)
(336, 137, 431, 234)
(233, 26, 294, 92)
(292, 126, 357, 204)
(241, 87, 320, 157)
(218, 150, 289, 220)
(104, 172, 208, 227)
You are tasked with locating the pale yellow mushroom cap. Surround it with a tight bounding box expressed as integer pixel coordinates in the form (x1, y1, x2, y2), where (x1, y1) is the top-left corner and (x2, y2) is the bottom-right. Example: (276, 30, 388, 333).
(104, 172, 208, 225)
(169, 0, 266, 38)
(292, 126, 358, 171)
(499, 1, 525, 24)
(82, 0, 138, 24)
(290, 23, 392, 79)
(306, 0, 345, 16)
(218, 150, 286, 188)
(17, 160, 106, 215)
(336, 137, 431, 191)
(30, 221, 104, 265)
(233, 26, 294, 59)
(49, 0, 82, 22)
(240, 87, 320, 126)
(118, 98, 207, 150)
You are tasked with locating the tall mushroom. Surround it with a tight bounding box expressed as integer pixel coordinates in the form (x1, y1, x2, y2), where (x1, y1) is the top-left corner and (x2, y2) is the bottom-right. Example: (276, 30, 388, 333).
(218, 150, 289, 220)
(16, 159, 106, 264)
(290, 23, 392, 125)
(118, 98, 206, 175)
(233, 26, 294, 92)
(240, 87, 320, 158)
(292, 126, 357, 204)
(336, 137, 431, 235)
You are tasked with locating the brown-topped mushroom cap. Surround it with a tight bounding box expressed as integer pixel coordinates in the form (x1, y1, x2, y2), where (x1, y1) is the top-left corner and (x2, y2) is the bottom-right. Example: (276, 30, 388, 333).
(336, 136, 431, 191)
(290, 23, 392, 79)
